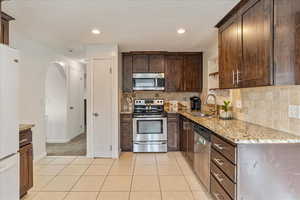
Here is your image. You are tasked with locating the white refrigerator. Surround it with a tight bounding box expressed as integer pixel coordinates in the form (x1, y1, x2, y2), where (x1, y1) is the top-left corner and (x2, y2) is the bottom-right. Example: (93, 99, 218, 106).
(0, 44, 20, 200)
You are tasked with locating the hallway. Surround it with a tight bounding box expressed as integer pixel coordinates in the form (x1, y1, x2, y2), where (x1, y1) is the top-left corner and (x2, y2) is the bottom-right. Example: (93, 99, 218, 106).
(46, 133, 86, 156)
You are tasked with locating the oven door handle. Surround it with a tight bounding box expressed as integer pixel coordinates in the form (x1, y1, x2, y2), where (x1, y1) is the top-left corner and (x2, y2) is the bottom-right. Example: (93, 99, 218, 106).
(134, 141, 167, 145)
(133, 118, 167, 121)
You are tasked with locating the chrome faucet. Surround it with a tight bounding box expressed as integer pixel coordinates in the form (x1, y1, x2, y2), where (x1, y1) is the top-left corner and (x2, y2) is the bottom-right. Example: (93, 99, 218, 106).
(205, 94, 217, 116)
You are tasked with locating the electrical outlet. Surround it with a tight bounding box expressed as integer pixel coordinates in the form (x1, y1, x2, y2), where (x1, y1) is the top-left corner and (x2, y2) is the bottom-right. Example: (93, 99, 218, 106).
(297, 106, 300, 119)
(236, 100, 242, 109)
(288, 105, 298, 118)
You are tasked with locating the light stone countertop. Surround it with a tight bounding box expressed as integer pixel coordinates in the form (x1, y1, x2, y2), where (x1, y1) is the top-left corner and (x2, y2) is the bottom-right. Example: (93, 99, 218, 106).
(19, 124, 35, 132)
(178, 111, 300, 144)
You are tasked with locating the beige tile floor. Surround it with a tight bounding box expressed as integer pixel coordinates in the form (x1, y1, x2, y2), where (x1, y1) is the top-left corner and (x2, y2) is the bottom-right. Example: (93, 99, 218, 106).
(22, 152, 212, 200)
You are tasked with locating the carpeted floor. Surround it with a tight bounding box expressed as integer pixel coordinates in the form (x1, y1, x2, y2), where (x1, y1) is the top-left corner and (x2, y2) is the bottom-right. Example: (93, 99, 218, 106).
(46, 133, 86, 156)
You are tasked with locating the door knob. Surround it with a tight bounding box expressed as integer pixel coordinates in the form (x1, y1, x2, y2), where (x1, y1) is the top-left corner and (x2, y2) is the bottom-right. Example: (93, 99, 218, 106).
(93, 113, 99, 117)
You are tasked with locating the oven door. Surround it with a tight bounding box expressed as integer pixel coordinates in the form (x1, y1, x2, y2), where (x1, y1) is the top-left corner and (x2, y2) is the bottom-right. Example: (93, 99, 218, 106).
(133, 117, 167, 141)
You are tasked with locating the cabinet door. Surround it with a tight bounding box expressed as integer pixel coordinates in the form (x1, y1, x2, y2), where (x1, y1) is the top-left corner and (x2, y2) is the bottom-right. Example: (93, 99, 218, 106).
(274, 0, 300, 85)
(167, 114, 179, 151)
(20, 144, 33, 197)
(0, 19, 9, 45)
(149, 55, 165, 73)
(132, 55, 149, 72)
(120, 114, 133, 152)
(219, 17, 240, 89)
(181, 118, 189, 156)
(239, 0, 273, 87)
(187, 125, 194, 166)
(123, 55, 133, 92)
(183, 54, 203, 92)
(165, 55, 184, 92)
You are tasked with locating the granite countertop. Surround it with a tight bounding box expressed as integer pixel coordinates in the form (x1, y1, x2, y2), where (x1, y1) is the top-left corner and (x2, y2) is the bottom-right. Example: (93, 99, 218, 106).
(19, 124, 35, 132)
(178, 111, 300, 144)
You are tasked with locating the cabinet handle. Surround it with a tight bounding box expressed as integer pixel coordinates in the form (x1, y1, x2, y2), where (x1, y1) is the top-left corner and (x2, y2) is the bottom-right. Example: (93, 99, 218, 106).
(213, 172, 224, 182)
(213, 193, 223, 200)
(214, 143, 224, 150)
(237, 69, 240, 85)
(214, 158, 224, 166)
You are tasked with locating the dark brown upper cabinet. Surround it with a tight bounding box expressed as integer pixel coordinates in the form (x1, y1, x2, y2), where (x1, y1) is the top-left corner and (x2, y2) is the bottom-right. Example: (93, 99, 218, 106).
(217, 0, 300, 88)
(122, 52, 203, 92)
(219, 16, 240, 89)
(239, 0, 273, 88)
(123, 54, 133, 92)
(165, 55, 184, 92)
(132, 55, 149, 72)
(0, 12, 14, 45)
(149, 55, 165, 73)
(274, 0, 300, 85)
(183, 54, 203, 92)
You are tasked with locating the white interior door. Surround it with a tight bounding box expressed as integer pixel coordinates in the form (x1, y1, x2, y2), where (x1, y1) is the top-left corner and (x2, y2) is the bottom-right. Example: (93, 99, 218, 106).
(92, 59, 113, 157)
(69, 67, 85, 140)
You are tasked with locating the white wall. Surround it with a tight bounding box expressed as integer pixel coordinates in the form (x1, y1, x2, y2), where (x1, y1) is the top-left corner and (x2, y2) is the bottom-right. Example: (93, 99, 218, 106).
(86, 44, 120, 158)
(201, 32, 218, 100)
(9, 24, 85, 160)
(9, 32, 64, 160)
(45, 63, 67, 143)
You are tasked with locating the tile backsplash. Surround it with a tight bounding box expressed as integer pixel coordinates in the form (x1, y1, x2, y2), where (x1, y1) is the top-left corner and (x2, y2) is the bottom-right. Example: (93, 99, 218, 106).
(211, 85, 300, 136)
(121, 91, 200, 112)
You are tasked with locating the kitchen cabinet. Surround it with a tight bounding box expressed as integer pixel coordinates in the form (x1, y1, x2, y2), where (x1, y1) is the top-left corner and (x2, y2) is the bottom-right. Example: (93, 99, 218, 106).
(239, 0, 273, 87)
(132, 55, 148, 72)
(19, 129, 33, 198)
(167, 113, 180, 151)
(179, 116, 194, 165)
(122, 52, 203, 92)
(122, 54, 133, 92)
(165, 55, 184, 92)
(183, 54, 203, 92)
(219, 16, 240, 89)
(217, 0, 300, 88)
(120, 114, 133, 151)
(273, 0, 300, 85)
(180, 116, 189, 156)
(149, 55, 165, 73)
(0, 12, 14, 45)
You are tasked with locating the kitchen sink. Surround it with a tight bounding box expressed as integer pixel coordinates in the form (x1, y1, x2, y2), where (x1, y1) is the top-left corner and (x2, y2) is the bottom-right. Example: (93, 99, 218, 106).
(191, 112, 213, 118)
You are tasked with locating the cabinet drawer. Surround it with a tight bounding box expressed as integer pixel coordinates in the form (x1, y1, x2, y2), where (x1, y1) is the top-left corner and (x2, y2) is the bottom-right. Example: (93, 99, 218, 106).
(211, 162, 236, 199)
(212, 135, 236, 164)
(211, 175, 232, 200)
(19, 130, 32, 148)
(211, 149, 236, 182)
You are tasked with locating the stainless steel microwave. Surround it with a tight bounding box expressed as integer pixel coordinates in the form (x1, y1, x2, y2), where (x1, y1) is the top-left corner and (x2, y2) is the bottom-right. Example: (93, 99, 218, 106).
(133, 73, 165, 91)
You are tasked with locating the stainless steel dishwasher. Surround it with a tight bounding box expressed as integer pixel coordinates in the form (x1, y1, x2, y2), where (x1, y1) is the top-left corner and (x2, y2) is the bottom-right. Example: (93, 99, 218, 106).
(193, 123, 212, 191)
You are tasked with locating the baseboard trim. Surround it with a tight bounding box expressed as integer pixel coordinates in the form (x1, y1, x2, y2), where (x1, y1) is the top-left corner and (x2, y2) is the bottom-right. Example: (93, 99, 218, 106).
(33, 152, 47, 163)
(46, 138, 71, 143)
(94, 152, 112, 158)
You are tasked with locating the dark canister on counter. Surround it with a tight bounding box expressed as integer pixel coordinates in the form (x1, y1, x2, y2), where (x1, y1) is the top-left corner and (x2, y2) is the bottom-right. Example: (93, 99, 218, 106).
(190, 96, 201, 111)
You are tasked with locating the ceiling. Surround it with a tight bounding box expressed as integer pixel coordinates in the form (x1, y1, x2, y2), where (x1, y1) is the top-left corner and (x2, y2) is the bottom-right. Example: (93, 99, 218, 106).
(2, 0, 239, 55)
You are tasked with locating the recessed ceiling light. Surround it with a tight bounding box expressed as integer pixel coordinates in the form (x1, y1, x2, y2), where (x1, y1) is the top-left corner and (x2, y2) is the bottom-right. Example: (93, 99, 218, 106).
(177, 28, 186, 34)
(92, 29, 101, 35)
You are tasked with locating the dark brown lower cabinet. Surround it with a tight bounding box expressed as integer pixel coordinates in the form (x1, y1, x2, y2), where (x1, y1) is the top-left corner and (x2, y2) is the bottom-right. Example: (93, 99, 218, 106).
(167, 113, 180, 151)
(179, 116, 194, 165)
(19, 143, 33, 197)
(120, 114, 133, 152)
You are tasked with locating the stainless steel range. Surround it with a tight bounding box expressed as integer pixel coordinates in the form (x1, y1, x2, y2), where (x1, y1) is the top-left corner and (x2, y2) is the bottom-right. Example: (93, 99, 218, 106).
(133, 99, 167, 153)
